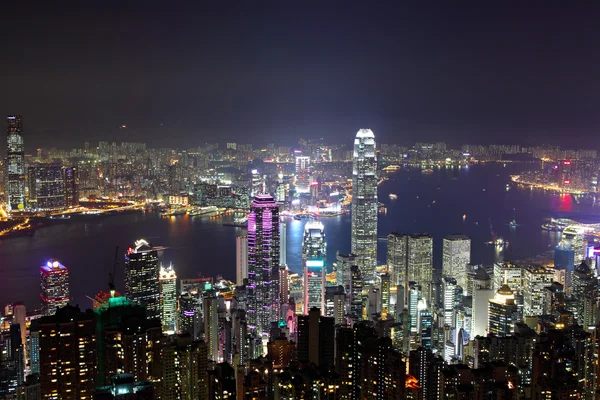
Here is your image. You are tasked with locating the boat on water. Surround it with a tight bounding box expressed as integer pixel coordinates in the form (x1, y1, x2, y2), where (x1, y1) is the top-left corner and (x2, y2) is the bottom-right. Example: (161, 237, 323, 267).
(47, 214, 72, 220)
(422, 168, 434, 174)
(188, 206, 218, 216)
(485, 237, 508, 247)
(389, 193, 398, 200)
(509, 219, 517, 228)
(161, 208, 187, 217)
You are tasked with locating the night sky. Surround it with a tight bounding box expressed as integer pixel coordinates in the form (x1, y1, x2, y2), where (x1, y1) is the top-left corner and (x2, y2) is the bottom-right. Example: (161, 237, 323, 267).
(1, 1, 599, 149)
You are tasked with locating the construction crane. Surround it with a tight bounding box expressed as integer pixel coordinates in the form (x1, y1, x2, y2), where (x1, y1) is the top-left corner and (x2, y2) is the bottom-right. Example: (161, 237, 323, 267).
(109, 246, 119, 297)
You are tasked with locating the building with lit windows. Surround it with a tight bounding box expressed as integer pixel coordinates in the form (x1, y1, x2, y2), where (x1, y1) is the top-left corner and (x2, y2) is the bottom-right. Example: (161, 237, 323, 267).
(351, 129, 378, 279)
(62, 166, 78, 208)
(160, 334, 208, 400)
(295, 156, 311, 193)
(492, 262, 522, 292)
(302, 220, 326, 314)
(247, 194, 280, 338)
(30, 163, 65, 210)
(236, 235, 248, 286)
(488, 285, 517, 337)
(124, 239, 160, 320)
(6, 116, 25, 211)
(159, 264, 177, 334)
(38, 305, 97, 399)
(387, 233, 433, 303)
(40, 260, 70, 317)
(203, 294, 219, 362)
(442, 234, 471, 288)
(522, 265, 554, 317)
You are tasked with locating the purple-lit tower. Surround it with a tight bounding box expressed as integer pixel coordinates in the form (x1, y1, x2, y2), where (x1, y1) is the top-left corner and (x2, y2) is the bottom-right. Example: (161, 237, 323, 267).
(247, 194, 280, 341)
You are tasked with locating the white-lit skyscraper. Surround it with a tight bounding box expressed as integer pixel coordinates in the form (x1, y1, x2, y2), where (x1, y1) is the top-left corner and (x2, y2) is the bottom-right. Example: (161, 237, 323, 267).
(236, 235, 248, 285)
(6, 116, 25, 211)
(442, 235, 471, 288)
(295, 156, 311, 193)
(302, 220, 326, 314)
(40, 260, 70, 316)
(159, 263, 177, 334)
(247, 194, 280, 337)
(351, 129, 378, 279)
(124, 239, 160, 320)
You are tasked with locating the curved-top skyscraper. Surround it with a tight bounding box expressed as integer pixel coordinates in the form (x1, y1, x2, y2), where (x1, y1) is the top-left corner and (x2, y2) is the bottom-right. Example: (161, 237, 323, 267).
(351, 129, 378, 279)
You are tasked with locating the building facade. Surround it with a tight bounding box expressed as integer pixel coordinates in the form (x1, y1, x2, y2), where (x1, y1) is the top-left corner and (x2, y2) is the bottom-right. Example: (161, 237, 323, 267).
(40, 260, 70, 317)
(6, 116, 25, 211)
(124, 239, 160, 320)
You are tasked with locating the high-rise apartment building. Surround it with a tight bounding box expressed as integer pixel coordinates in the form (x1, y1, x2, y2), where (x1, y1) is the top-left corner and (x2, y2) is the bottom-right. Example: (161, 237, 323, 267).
(351, 129, 378, 279)
(40, 260, 70, 316)
(236, 235, 248, 285)
(38, 305, 96, 399)
(247, 194, 280, 338)
(159, 264, 177, 334)
(387, 233, 434, 304)
(203, 294, 219, 362)
(124, 239, 160, 320)
(296, 307, 334, 367)
(160, 334, 208, 400)
(442, 234, 471, 288)
(6, 116, 25, 211)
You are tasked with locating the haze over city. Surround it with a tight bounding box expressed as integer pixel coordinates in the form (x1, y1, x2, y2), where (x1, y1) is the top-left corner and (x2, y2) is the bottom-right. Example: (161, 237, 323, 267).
(1, 1, 599, 149)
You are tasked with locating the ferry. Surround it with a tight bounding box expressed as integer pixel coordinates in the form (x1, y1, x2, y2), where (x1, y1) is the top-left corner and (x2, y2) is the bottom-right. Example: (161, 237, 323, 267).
(389, 193, 398, 200)
(509, 219, 517, 228)
(188, 206, 218, 216)
(422, 168, 434, 174)
(161, 209, 187, 217)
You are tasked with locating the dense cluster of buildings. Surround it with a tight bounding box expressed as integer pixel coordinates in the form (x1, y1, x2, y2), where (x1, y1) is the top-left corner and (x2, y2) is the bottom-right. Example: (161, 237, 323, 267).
(3, 122, 600, 399)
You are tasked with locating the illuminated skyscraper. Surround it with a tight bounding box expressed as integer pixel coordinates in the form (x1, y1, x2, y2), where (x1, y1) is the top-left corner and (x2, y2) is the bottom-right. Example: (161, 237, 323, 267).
(30, 163, 65, 210)
(124, 239, 160, 320)
(351, 129, 378, 279)
(295, 156, 311, 193)
(40, 260, 70, 316)
(522, 265, 554, 317)
(387, 233, 433, 304)
(63, 166, 79, 208)
(6, 116, 25, 211)
(303, 221, 326, 313)
(488, 284, 517, 337)
(159, 264, 177, 334)
(203, 294, 219, 362)
(247, 194, 280, 338)
(442, 234, 471, 288)
(236, 235, 248, 285)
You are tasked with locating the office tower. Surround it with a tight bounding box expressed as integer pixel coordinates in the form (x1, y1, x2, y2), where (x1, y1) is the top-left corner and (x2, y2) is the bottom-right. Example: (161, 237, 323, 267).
(488, 285, 517, 337)
(62, 166, 78, 208)
(522, 266, 554, 317)
(554, 241, 575, 271)
(302, 220, 326, 314)
(472, 288, 493, 337)
(6, 116, 25, 211)
(161, 334, 208, 400)
(387, 233, 434, 304)
(30, 163, 65, 210)
(295, 156, 311, 193)
(124, 239, 160, 320)
(247, 194, 280, 337)
(442, 234, 471, 288)
(280, 223, 287, 266)
(492, 262, 522, 292)
(442, 277, 461, 328)
(563, 226, 587, 264)
(204, 294, 219, 362)
(465, 264, 491, 297)
(296, 307, 334, 367)
(40, 260, 70, 316)
(349, 265, 364, 321)
(236, 235, 248, 286)
(94, 296, 162, 386)
(335, 252, 356, 289)
(159, 264, 177, 334)
(351, 129, 378, 279)
(178, 292, 200, 339)
(38, 305, 96, 399)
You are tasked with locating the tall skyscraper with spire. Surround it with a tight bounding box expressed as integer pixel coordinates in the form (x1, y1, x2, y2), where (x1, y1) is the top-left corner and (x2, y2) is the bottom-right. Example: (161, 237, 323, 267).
(351, 129, 378, 279)
(247, 194, 280, 339)
(6, 116, 26, 211)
